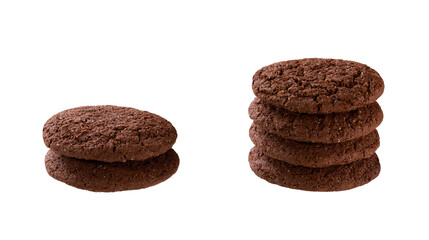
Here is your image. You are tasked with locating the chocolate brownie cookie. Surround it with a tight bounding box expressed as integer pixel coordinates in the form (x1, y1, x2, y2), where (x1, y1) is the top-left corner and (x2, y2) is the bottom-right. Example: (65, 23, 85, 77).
(252, 58, 384, 114)
(45, 149, 179, 192)
(250, 123, 379, 168)
(43, 105, 177, 162)
(248, 147, 380, 191)
(249, 98, 383, 143)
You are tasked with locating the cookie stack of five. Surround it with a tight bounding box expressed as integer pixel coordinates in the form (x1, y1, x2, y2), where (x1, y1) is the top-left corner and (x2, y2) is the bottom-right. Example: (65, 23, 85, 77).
(249, 58, 384, 191)
(43, 105, 179, 192)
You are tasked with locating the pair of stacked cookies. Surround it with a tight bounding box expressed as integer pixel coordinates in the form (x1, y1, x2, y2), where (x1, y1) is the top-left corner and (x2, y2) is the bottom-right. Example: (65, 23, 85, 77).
(249, 58, 384, 191)
(43, 105, 179, 192)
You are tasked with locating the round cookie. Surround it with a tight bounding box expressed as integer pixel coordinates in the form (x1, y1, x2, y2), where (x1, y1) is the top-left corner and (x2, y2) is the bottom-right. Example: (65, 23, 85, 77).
(248, 147, 380, 191)
(43, 105, 177, 162)
(248, 98, 383, 143)
(252, 58, 384, 114)
(45, 149, 179, 192)
(250, 123, 380, 168)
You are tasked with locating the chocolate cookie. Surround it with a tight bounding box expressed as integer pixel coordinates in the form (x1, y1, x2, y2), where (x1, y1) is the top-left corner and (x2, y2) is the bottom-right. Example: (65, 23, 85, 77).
(248, 98, 383, 143)
(252, 58, 384, 114)
(248, 147, 380, 191)
(43, 105, 177, 162)
(45, 149, 179, 192)
(250, 123, 379, 168)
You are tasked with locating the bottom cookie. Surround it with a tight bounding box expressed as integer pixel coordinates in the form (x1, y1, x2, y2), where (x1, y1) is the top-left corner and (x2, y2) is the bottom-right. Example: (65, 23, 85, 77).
(45, 149, 179, 192)
(248, 147, 380, 191)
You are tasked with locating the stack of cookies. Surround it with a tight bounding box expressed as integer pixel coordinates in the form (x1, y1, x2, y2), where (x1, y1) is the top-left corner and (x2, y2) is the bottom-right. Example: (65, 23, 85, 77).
(249, 58, 384, 191)
(43, 105, 179, 192)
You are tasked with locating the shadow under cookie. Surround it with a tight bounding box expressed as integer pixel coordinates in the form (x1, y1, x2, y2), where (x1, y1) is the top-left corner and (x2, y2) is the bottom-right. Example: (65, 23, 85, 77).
(250, 123, 380, 168)
(248, 147, 380, 192)
(45, 149, 179, 192)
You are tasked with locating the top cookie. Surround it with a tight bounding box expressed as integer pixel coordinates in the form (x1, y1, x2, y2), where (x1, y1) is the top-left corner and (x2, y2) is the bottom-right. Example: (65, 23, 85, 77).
(43, 105, 177, 162)
(252, 58, 384, 113)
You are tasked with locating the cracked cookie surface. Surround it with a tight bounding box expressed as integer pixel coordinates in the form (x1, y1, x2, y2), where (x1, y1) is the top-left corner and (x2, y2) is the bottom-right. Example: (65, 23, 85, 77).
(248, 147, 380, 191)
(45, 149, 179, 192)
(252, 58, 384, 114)
(43, 105, 177, 162)
(249, 98, 383, 143)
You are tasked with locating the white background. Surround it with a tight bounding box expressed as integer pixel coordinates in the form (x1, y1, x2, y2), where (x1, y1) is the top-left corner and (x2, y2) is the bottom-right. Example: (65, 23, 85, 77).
(1, 0, 428, 239)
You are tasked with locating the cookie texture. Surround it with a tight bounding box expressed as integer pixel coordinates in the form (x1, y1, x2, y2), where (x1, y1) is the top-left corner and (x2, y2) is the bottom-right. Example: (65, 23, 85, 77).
(43, 105, 177, 162)
(250, 123, 379, 168)
(248, 147, 380, 191)
(45, 149, 179, 192)
(252, 58, 384, 114)
(249, 98, 383, 143)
